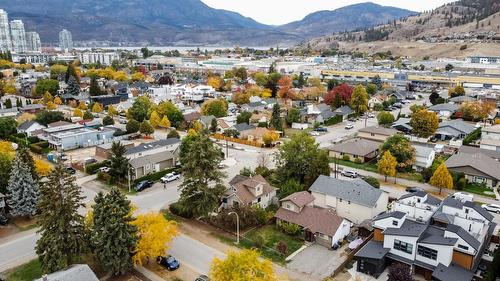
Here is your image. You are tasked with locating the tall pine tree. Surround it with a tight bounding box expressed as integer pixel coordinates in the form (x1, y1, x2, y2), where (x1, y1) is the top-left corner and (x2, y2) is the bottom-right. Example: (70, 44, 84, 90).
(18, 147, 39, 182)
(36, 164, 88, 273)
(6, 152, 39, 217)
(270, 103, 282, 131)
(91, 188, 137, 275)
(66, 76, 80, 96)
(89, 77, 101, 96)
(64, 63, 79, 83)
(109, 142, 129, 183)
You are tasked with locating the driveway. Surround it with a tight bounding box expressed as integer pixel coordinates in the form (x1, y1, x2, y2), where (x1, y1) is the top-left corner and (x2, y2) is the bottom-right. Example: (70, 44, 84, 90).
(287, 243, 351, 280)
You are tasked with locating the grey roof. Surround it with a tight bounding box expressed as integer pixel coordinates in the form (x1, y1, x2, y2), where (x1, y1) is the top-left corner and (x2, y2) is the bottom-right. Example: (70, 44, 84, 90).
(355, 241, 390, 259)
(418, 226, 458, 246)
(463, 201, 494, 222)
(414, 145, 435, 158)
(200, 115, 216, 126)
(383, 219, 428, 237)
(446, 152, 500, 181)
(334, 105, 354, 115)
(0, 107, 18, 113)
(229, 175, 248, 186)
(391, 118, 412, 132)
(125, 138, 180, 155)
(432, 211, 454, 224)
(448, 95, 475, 103)
(358, 126, 398, 136)
(459, 145, 500, 160)
(442, 197, 464, 209)
(34, 264, 99, 281)
(320, 109, 336, 120)
(428, 103, 459, 112)
(374, 211, 406, 221)
(425, 195, 442, 206)
(432, 263, 474, 281)
(21, 104, 45, 110)
(18, 120, 39, 131)
(232, 123, 255, 132)
(446, 224, 480, 250)
(129, 150, 175, 168)
(399, 190, 427, 200)
(309, 175, 384, 208)
(438, 120, 475, 135)
(328, 138, 380, 156)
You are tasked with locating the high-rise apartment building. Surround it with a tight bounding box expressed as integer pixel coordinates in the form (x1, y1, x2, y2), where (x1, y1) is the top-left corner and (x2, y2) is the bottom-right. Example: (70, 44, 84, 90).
(0, 9, 11, 52)
(26, 31, 41, 52)
(10, 20, 27, 53)
(59, 29, 73, 52)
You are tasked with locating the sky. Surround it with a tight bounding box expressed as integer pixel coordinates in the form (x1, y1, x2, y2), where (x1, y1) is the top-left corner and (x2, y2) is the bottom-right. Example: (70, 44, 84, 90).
(201, 0, 455, 25)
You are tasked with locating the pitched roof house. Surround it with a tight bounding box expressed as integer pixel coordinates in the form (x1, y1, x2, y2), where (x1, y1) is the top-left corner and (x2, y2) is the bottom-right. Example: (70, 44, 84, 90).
(445, 151, 500, 188)
(358, 126, 398, 142)
(223, 175, 277, 209)
(328, 138, 380, 163)
(435, 120, 476, 140)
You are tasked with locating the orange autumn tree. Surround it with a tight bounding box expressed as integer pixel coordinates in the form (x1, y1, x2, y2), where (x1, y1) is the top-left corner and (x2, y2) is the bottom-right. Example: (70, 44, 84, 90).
(278, 76, 295, 101)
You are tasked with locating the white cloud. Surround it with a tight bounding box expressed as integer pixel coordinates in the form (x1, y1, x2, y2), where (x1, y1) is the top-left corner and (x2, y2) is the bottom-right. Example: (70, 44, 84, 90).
(201, 0, 455, 25)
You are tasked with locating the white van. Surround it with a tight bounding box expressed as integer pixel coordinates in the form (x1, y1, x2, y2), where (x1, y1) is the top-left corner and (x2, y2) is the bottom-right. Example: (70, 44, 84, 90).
(452, 192, 474, 203)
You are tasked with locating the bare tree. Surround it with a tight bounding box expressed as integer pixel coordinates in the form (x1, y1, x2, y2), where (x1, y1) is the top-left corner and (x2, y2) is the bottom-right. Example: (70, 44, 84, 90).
(257, 152, 270, 168)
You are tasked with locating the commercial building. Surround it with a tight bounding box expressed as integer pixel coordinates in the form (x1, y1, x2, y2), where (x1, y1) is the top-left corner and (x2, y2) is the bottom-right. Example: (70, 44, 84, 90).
(9, 20, 27, 53)
(59, 29, 73, 52)
(77, 51, 120, 65)
(26, 31, 41, 52)
(0, 9, 11, 52)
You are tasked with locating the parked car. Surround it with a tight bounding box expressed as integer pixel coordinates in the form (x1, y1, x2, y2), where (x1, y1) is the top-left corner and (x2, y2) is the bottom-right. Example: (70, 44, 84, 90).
(482, 204, 500, 214)
(135, 180, 153, 192)
(157, 255, 180, 271)
(64, 166, 76, 175)
(98, 167, 111, 173)
(341, 170, 358, 178)
(393, 103, 403, 108)
(314, 127, 328, 132)
(405, 187, 425, 193)
(367, 113, 375, 118)
(161, 172, 180, 183)
(452, 192, 474, 203)
(309, 131, 320, 136)
(118, 117, 128, 124)
(59, 153, 68, 161)
(348, 117, 357, 122)
(84, 157, 97, 165)
(345, 123, 354, 129)
(0, 214, 8, 225)
(195, 275, 210, 281)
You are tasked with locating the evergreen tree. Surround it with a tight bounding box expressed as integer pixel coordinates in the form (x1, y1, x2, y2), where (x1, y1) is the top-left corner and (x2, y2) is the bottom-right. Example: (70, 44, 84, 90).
(109, 142, 129, 183)
(6, 152, 39, 217)
(66, 76, 80, 96)
(270, 104, 282, 131)
(4, 99, 12, 108)
(139, 120, 154, 136)
(89, 77, 101, 96)
(210, 117, 218, 133)
(36, 164, 88, 273)
(64, 63, 78, 83)
(91, 188, 137, 275)
(18, 146, 39, 182)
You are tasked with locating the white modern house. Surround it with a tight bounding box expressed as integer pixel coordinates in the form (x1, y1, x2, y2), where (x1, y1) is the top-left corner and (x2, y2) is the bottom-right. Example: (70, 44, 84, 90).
(413, 145, 436, 171)
(480, 124, 500, 152)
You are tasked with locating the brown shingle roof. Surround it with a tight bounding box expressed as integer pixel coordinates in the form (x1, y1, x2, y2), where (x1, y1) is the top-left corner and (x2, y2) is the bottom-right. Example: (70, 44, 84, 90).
(328, 138, 380, 156)
(359, 126, 398, 136)
(275, 206, 344, 237)
(280, 191, 314, 209)
(231, 174, 276, 205)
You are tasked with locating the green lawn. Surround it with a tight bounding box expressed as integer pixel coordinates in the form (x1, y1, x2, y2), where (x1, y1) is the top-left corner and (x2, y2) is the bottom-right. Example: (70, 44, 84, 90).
(463, 183, 496, 199)
(5, 259, 43, 281)
(331, 158, 424, 182)
(230, 225, 303, 264)
(283, 128, 312, 137)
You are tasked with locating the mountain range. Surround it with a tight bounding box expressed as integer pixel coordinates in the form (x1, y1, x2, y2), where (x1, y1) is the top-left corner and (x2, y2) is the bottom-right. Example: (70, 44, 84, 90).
(1, 0, 415, 46)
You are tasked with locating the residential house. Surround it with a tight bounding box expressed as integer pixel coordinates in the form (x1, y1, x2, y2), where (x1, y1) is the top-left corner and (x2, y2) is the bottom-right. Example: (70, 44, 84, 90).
(241, 101, 266, 112)
(328, 138, 380, 163)
(413, 145, 436, 171)
(19, 104, 45, 114)
(34, 264, 99, 281)
(0, 107, 18, 117)
(38, 123, 116, 151)
(242, 127, 273, 143)
(95, 140, 135, 159)
(391, 118, 412, 134)
(358, 126, 398, 142)
(369, 94, 388, 108)
(445, 150, 500, 188)
(448, 96, 475, 104)
(223, 174, 277, 209)
(200, 115, 216, 129)
(480, 124, 500, 152)
(334, 105, 354, 121)
(309, 175, 389, 224)
(231, 123, 256, 137)
(89, 95, 121, 107)
(428, 103, 459, 119)
(125, 138, 181, 178)
(275, 191, 351, 248)
(356, 192, 494, 281)
(17, 121, 45, 137)
(435, 120, 475, 141)
(182, 111, 201, 127)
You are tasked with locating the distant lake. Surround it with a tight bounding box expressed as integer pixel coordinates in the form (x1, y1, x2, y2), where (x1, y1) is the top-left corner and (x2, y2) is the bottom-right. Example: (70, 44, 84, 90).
(73, 46, 271, 52)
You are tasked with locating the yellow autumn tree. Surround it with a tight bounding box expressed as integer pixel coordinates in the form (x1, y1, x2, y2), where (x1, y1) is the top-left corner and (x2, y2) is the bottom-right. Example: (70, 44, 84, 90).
(73, 108, 84, 117)
(0, 141, 15, 159)
(430, 162, 453, 195)
(262, 88, 272, 98)
(114, 71, 129, 82)
(132, 212, 178, 266)
(159, 116, 171, 128)
(107, 105, 118, 117)
(78, 101, 87, 110)
(131, 72, 145, 82)
(53, 96, 62, 105)
(34, 159, 52, 176)
(92, 102, 103, 113)
(192, 120, 203, 133)
(207, 76, 223, 90)
(42, 91, 53, 104)
(149, 110, 161, 128)
(378, 150, 397, 182)
(262, 131, 279, 145)
(210, 249, 277, 281)
(187, 128, 198, 136)
(46, 101, 57, 110)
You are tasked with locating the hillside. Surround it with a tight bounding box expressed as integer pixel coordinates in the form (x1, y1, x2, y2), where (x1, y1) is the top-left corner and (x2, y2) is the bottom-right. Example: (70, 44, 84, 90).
(2, 0, 414, 46)
(303, 0, 500, 58)
(278, 2, 415, 40)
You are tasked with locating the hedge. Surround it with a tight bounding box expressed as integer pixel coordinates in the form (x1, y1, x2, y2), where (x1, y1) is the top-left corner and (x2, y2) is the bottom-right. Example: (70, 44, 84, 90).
(324, 115, 343, 126)
(86, 160, 111, 175)
(133, 166, 181, 185)
(463, 128, 481, 145)
(29, 141, 49, 154)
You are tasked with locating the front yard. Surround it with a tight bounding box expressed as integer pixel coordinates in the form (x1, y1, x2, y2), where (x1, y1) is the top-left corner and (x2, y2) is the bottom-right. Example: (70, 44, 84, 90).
(219, 225, 303, 264)
(463, 183, 496, 199)
(332, 158, 424, 182)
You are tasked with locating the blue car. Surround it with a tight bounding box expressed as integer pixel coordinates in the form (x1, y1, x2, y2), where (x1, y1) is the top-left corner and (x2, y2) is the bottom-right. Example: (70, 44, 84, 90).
(157, 255, 180, 271)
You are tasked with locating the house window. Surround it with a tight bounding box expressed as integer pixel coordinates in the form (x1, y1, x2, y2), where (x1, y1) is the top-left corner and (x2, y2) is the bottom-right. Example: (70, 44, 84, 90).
(392, 220, 398, 226)
(145, 164, 151, 170)
(458, 244, 469, 250)
(286, 204, 290, 209)
(394, 240, 413, 254)
(258, 197, 261, 203)
(348, 201, 351, 204)
(339, 198, 343, 202)
(465, 208, 469, 214)
(417, 245, 437, 260)
(371, 133, 375, 136)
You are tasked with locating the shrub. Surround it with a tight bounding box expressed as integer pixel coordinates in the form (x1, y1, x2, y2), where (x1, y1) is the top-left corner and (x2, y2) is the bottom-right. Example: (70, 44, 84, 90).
(169, 202, 193, 219)
(456, 178, 467, 190)
(364, 176, 380, 188)
(253, 205, 275, 225)
(354, 158, 362, 164)
(133, 167, 180, 185)
(342, 155, 350, 161)
(254, 233, 267, 248)
(86, 160, 111, 175)
(279, 222, 302, 236)
(276, 240, 288, 256)
(324, 115, 343, 126)
(373, 103, 384, 111)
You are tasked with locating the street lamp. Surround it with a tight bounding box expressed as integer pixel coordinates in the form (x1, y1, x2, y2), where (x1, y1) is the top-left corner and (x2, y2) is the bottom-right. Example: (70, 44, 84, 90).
(228, 211, 240, 244)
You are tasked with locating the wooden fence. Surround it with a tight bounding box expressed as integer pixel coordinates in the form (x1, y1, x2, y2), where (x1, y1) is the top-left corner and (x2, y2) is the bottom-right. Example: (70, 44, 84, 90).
(212, 133, 263, 148)
(332, 233, 374, 277)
